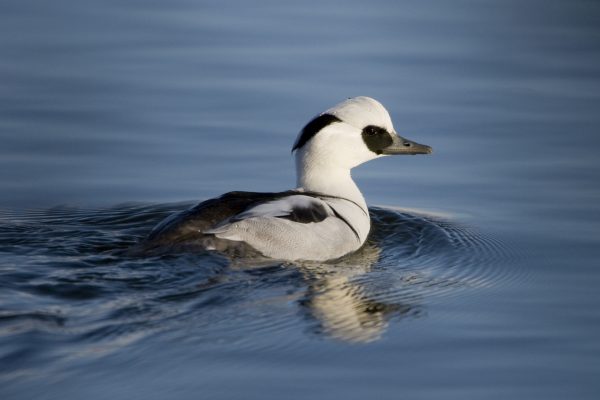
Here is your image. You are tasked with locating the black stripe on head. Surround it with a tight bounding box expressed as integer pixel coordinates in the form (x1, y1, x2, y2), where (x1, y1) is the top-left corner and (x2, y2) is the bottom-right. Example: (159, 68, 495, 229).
(362, 125, 393, 155)
(292, 113, 342, 152)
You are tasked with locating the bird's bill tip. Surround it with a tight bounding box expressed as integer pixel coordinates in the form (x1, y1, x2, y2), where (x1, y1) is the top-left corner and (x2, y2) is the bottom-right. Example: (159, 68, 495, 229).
(381, 135, 432, 155)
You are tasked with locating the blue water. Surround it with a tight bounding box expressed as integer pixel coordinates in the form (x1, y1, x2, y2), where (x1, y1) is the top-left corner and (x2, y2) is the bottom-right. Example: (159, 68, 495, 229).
(1, 0, 600, 399)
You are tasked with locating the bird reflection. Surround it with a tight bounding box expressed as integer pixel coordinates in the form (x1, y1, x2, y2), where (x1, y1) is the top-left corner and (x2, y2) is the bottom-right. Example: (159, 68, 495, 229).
(228, 239, 421, 343)
(294, 241, 421, 343)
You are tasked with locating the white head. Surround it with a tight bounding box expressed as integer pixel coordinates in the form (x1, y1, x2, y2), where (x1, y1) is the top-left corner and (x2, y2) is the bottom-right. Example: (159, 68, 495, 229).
(292, 96, 432, 176)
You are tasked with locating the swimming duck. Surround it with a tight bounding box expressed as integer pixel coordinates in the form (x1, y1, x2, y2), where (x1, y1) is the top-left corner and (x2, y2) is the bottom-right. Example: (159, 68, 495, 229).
(144, 96, 432, 261)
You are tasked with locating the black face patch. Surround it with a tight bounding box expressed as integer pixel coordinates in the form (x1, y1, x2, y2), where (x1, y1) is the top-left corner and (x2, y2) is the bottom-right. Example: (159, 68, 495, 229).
(361, 125, 393, 155)
(292, 113, 342, 152)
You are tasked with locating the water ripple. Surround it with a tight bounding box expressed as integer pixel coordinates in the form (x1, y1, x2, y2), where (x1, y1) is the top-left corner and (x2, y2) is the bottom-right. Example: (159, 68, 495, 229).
(0, 202, 521, 370)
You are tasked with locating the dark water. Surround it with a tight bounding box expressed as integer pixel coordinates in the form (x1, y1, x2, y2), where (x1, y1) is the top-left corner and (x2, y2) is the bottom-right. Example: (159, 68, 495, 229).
(1, 0, 600, 399)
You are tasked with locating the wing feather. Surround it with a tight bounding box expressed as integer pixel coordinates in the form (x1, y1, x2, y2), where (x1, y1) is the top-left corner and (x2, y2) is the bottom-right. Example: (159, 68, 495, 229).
(230, 195, 331, 224)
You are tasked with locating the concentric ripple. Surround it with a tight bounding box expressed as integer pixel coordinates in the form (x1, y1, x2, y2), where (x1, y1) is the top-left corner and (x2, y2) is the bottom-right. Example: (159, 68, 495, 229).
(363, 207, 522, 300)
(0, 202, 521, 368)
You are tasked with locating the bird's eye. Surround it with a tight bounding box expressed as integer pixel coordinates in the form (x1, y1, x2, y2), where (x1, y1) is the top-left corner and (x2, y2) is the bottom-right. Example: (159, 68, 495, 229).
(363, 126, 382, 136)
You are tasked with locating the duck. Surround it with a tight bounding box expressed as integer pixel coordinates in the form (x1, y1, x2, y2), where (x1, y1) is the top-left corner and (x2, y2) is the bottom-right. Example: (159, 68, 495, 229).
(143, 96, 432, 261)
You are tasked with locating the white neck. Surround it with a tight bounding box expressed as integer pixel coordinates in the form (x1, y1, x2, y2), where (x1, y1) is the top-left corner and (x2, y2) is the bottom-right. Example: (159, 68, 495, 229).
(295, 153, 367, 212)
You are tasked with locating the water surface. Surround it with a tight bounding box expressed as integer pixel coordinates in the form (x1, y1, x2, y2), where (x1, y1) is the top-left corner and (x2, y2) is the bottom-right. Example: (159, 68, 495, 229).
(1, 0, 599, 399)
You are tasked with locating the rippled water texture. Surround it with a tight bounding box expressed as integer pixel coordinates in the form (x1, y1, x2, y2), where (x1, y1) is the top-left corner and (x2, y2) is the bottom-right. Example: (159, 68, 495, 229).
(1, 0, 600, 399)
(0, 205, 512, 349)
